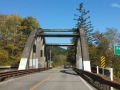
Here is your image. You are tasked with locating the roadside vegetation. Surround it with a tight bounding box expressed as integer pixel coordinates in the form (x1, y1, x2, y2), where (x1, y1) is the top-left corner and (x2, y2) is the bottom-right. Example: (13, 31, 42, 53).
(46, 46, 70, 67)
(67, 3, 120, 82)
(0, 14, 39, 66)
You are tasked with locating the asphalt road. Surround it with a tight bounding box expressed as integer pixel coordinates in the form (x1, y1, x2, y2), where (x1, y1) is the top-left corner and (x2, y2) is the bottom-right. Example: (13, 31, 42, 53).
(0, 67, 97, 90)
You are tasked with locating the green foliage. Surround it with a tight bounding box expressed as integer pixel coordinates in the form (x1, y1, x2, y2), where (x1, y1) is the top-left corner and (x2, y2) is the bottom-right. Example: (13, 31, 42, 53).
(51, 62, 56, 67)
(88, 43, 98, 66)
(66, 46, 76, 65)
(0, 48, 8, 65)
(104, 28, 120, 49)
(74, 3, 94, 42)
(46, 46, 67, 67)
(0, 14, 40, 66)
(21, 16, 40, 35)
(92, 28, 120, 80)
(67, 3, 94, 65)
(52, 54, 66, 66)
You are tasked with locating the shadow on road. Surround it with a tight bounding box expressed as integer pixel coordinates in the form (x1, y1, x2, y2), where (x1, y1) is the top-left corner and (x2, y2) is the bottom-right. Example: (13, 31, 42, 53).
(60, 70, 78, 76)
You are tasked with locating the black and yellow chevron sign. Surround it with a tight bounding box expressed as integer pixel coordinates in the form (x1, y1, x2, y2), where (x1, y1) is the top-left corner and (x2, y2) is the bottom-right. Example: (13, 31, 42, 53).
(100, 56, 105, 68)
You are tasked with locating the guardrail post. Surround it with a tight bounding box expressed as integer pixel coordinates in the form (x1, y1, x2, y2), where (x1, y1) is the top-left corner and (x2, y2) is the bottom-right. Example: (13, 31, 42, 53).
(110, 68, 113, 81)
(110, 68, 113, 90)
(97, 66, 99, 74)
(102, 68, 104, 75)
(106, 85, 110, 90)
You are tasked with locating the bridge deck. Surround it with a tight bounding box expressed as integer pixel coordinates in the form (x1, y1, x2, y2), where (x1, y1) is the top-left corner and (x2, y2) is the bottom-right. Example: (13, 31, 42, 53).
(0, 67, 97, 90)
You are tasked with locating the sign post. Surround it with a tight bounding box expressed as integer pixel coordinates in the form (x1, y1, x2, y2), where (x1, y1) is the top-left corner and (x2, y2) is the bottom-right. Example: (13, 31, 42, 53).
(114, 46, 120, 55)
(100, 56, 105, 68)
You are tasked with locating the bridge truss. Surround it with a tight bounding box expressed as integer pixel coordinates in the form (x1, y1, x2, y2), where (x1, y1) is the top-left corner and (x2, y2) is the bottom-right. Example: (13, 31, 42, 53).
(18, 28, 91, 72)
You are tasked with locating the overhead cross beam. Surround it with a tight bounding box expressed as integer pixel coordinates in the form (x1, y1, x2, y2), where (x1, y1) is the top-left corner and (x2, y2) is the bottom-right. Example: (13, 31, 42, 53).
(46, 43, 74, 46)
(43, 29, 76, 32)
(37, 34, 79, 37)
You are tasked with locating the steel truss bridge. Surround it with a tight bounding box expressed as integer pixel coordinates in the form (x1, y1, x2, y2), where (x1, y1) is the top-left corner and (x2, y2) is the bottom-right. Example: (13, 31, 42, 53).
(14, 28, 120, 89)
(18, 28, 90, 71)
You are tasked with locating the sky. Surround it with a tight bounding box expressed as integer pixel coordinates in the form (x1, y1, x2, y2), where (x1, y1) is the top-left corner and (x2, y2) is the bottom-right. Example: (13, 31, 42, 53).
(0, 0, 120, 49)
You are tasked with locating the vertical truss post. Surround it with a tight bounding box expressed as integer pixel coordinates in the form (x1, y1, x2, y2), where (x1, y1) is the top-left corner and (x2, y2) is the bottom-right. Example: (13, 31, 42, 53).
(29, 48, 33, 69)
(79, 28, 91, 72)
(76, 37, 83, 69)
(33, 42, 36, 68)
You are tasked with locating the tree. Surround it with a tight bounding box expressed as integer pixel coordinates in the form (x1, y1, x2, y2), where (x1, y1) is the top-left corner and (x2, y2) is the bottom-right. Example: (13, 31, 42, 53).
(103, 28, 120, 78)
(67, 3, 94, 65)
(0, 14, 40, 66)
(21, 16, 40, 35)
(104, 28, 120, 49)
(92, 30, 110, 66)
(88, 42, 98, 66)
(92, 30, 102, 46)
(67, 45, 76, 65)
(46, 46, 67, 67)
(52, 54, 66, 66)
(74, 3, 94, 42)
(0, 48, 8, 65)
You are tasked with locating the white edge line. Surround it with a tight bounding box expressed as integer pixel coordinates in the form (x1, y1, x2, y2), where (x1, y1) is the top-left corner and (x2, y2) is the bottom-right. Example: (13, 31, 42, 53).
(78, 76, 94, 90)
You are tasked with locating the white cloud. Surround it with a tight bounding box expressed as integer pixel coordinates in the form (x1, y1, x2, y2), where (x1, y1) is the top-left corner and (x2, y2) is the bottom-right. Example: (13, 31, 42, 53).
(111, 3, 120, 8)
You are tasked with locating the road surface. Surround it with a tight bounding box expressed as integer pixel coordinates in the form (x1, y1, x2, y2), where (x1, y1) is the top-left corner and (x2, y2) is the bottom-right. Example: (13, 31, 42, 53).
(0, 67, 97, 90)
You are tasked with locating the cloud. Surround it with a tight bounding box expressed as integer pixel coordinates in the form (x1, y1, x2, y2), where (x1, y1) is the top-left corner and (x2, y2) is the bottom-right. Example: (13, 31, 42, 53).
(111, 3, 120, 8)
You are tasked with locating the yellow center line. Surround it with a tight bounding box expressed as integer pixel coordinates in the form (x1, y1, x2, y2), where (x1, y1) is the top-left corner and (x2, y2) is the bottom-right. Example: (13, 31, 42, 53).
(30, 72, 58, 90)
(46, 77, 51, 81)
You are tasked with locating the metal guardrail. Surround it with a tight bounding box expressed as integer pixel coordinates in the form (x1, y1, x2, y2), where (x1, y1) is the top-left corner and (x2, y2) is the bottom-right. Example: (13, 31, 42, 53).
(91, 66, 110, 76)
(73, 68, 120, 90)
(0, 66, 18, 72)
(0, 67, 52, 81)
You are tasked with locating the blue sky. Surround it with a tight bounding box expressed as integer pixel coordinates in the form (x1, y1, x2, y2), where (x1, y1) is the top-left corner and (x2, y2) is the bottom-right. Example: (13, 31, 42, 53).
(0, 0, 120, 49)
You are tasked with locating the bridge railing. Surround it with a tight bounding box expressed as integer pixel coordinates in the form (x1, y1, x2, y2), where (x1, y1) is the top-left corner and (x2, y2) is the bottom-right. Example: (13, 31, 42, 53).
(91, 66, 113, 80)
(0, 67, 52, 81)
(0, 66, 18, 72)
(91, 66, 111, 75)
(73, 68, 120, 90)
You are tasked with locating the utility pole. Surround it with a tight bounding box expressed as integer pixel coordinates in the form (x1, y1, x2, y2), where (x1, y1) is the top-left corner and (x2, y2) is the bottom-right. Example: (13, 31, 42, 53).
(50, 49, 52, 67)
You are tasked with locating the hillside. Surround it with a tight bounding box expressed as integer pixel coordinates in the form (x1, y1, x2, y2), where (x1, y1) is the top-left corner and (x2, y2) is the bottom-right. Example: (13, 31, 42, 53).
(46, 46, 68, 67)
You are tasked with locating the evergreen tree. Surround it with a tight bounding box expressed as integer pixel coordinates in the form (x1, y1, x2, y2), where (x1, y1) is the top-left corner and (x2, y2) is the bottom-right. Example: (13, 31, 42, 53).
(74, 3, 94, 42)
(67, 3, 94, 65)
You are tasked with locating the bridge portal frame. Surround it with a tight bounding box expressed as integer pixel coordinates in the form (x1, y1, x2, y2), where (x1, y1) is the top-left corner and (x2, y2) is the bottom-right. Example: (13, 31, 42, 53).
(18, 28, 91, 72)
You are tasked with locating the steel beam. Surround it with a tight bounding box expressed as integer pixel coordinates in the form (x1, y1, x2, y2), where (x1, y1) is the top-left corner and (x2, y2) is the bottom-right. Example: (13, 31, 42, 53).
(43, 29, 76, 32)
(37, 34, 79, 37)
(46, 43, 74, 46)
